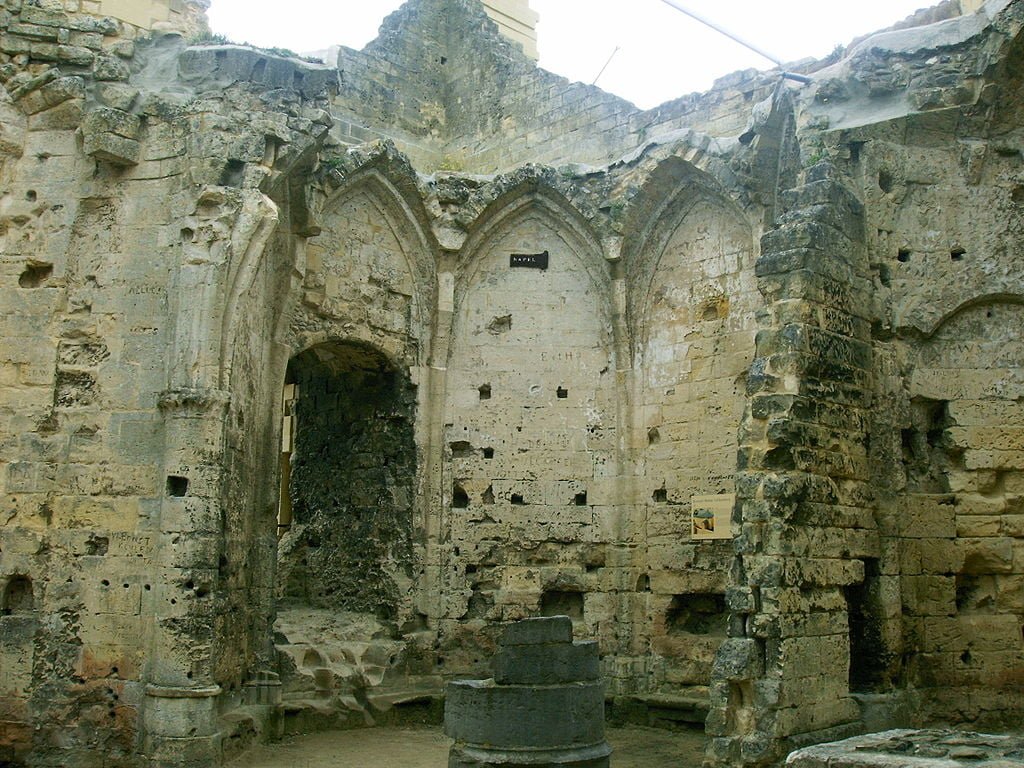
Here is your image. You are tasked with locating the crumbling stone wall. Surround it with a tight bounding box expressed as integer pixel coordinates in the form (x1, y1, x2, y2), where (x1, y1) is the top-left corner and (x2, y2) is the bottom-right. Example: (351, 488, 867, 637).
(438, 187, 620, 671)
(630, 186, 758, 694)
(281, 346, 416, 618)
(0, 1, 333, 763)
(2, 0, 1024, 766)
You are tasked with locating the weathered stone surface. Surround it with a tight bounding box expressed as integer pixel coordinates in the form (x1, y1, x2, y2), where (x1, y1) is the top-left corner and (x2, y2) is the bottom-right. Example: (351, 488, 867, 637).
(446, 617, 610, 767)
(787, 729, 1024, 768)
(1, 0, 1023, 766)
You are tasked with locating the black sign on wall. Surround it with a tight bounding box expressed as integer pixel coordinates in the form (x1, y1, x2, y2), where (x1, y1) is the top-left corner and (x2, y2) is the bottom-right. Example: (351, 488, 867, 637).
(510, 251, 549, 270)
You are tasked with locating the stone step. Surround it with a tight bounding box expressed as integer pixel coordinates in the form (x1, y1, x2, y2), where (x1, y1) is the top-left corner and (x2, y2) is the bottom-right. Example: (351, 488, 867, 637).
(610, 693, 710, 728)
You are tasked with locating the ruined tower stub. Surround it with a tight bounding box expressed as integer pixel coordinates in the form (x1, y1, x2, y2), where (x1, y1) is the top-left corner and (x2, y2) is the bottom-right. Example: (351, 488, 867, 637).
(445, 616, 610, 768)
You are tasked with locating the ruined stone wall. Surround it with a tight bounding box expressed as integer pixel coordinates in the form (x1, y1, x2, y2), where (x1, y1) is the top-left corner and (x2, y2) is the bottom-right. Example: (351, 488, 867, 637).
(847, 36, 1024, 726)
(700, 4, 1024, 762)
(2, 0, 1024, 766)
(438, 190, 621, 672)
(0, 2, 335, 762)
(0, 8, 178, 763)
(630, 190, 759, 694)
(327, 0, 781, 175)
(703, 164, 880, 768)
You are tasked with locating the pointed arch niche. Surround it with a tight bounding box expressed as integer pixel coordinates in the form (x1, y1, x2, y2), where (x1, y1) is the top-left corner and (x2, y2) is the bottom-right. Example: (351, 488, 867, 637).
(626, 168, 759, 697)
(438, 188, 620, 670)
(272, 168, 438, 620)
(292, 168, 436, 361)
(209, 163, 439, 697)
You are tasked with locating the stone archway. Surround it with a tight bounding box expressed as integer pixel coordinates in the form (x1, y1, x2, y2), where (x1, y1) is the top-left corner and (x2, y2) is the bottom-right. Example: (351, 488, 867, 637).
(277, 340, 417, 619)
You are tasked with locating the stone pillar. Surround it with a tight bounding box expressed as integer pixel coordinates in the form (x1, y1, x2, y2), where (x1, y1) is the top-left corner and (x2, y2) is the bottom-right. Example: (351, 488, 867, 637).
(706, 164, 879, 767)
(143, 387, 231, 768)
(445, 616, 611, 768)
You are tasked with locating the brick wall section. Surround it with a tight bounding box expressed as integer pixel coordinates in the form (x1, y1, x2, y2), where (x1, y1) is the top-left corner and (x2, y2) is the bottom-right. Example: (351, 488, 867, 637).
(706, 165, 881, 767)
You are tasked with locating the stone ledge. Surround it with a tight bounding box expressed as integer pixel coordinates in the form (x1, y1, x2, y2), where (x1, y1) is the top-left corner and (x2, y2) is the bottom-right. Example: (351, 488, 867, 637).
(787, 729, 1024, 768)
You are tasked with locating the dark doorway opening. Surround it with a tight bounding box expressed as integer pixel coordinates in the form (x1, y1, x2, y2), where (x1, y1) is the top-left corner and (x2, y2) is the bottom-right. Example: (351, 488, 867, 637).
(276, 342, 416, 620)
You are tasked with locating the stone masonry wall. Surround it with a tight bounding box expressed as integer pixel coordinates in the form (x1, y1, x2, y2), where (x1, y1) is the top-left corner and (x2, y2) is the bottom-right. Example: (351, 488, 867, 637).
(706, 164, 880, 767)
(631, 194, 759, 694)
(327, 0, 782, 175)
(1, 0, 1023, 766)
(0, 2, 333, 764)
(439, 193, 620, 673)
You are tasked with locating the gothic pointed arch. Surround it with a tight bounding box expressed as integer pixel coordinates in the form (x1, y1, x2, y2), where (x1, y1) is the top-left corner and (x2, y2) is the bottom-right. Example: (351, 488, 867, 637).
(436, 180, 622, 671)
(285, 159, 438, 366)
(621, 153, 759, 697)
(622, 154, 755, 352)
(456, 179, 612, 321)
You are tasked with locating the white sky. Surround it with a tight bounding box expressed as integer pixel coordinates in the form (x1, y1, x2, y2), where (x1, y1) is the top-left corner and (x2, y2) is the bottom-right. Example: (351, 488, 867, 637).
(207, 0, 936, 109)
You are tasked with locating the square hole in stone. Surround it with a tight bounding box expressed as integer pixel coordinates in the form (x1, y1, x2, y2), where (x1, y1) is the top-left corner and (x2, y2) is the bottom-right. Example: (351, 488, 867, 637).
(541, 590, 583, 621)
(166, 476, 189, 497)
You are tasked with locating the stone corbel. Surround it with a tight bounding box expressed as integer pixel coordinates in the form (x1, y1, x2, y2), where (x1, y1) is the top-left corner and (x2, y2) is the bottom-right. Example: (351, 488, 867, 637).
(80, 106, 142, 166)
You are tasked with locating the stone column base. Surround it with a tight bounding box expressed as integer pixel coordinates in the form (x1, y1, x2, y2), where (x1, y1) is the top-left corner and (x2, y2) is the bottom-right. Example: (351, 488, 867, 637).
(450, 741, 611, 768)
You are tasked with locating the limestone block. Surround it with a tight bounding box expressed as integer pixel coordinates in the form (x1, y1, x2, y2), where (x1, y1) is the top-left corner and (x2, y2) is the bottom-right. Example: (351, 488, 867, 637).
(899, 496, 957, 538)
(1002, 515, 1024, 538)
(959, 538, 1014, 574)
(54, 45, 95, 66)
(20, 6, 118, 34)
(767, 634, 850, 679)
(964, 450, 1024, 471)
(143, 687, 221, 738)
(81, 129, 139, 166)
(499, 615, 572, 646)
(948, 400, 1024, 427)
(0, 617, 35, 695)
(81, 106, 141, 140)
(93, 54, 130, 81)
(957, 615, 1023, 651)
(919, 539, 963, 574)
(788, 729, 1024, 768)
(711, 638, 763, 681)
(774, 696, 860, 734)
(143, 732, 222, 768)
(7, 23, 61, 42)
(14, 75, 84, 115)
(902, 575, 956, 616)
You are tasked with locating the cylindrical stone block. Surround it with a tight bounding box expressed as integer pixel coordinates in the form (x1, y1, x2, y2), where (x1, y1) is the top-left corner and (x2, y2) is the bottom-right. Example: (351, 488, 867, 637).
(493, 641, 600, 685)
(445, 679, 606, 749)
(446, 617, 610, 768)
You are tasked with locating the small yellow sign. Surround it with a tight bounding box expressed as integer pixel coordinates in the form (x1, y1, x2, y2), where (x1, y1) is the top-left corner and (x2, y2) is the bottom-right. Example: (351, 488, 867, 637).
(690, 494, 735, 540)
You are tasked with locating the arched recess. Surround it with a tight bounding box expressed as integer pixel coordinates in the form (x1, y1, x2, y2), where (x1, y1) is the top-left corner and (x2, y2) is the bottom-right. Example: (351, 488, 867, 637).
(898, 297, 1024, 729)
(286, 167, 437, 360)
(624, 160, 759, 698)
(272, 164, 438, 608)
(212, 160, 438, 694)
(438, 185, 621, 673)
(277, 340, 416, 619)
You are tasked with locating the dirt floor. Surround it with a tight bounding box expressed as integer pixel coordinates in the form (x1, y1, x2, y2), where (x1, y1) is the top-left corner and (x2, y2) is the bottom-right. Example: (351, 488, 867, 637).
(235, 724, 706, 767)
